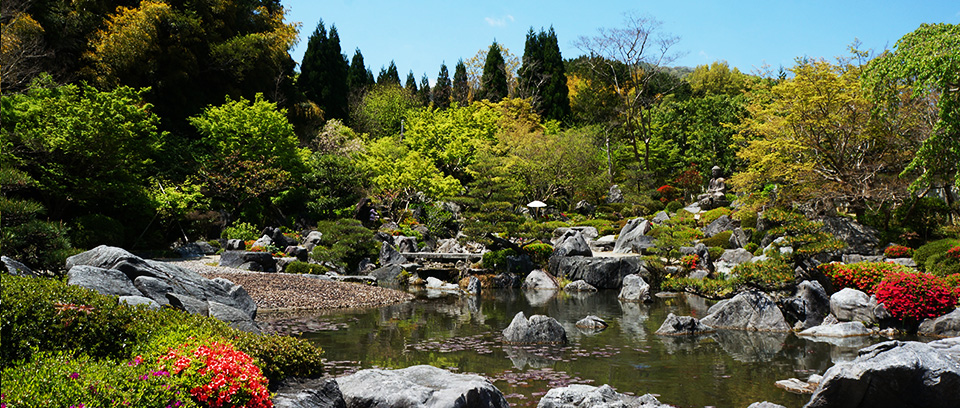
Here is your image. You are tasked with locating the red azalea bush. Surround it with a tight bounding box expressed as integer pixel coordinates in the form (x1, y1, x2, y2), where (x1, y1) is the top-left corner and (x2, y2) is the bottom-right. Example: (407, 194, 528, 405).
(159, 341, 272, 408)
(657, 185, 680, 203)
(819, 261, 912, 295)
(948, 246, 960, 260)
(680, 254, 700, 272)
(874, 272, 958, 322)
(884, 245, 913, 258)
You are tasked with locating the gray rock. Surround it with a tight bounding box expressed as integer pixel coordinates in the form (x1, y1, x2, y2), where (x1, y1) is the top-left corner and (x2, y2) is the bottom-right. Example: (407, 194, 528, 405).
(119, 295, 160, 310)
(613, 218, 653, 254)
(652, 211, 670, 224)
(466, 276, 482, 296)
(552, 230, 593, 258)
(574, 200, 596, 215)
(918, 308, 960, 338)
(537, 384, 670, 408)
(551, 256, 645, 289)
(503, 311, 567, 344)
(166, 293, 209, 316)
(523, 269, 560, 290)
(841, 254, 884, 264)
(805, 339, 960, 408)
(704, 215, 739, 238)
(885, 257, 917, 268)
(589, 235, 617, 252)
(219, 250, 277, 272)
(225, 239, 244, 250)
(251, 234, 273, 249)
(617, 274, 651, 303)
(654, 313, 714, 336)
(2, 256, 38, 277)
(337, 365, 509, 408)
(799, 321, 872, 338)
(606, 185, 624, 203)
(285, 246, 309, 262)
(818, 216, 880, 255)
(425, 277, 458, 291)
(67, 265, 140, 297)
(370, 264, 410, 285)
(701, 290, 791, 332)
(208, 301, 260, 333)
(564, 280, 598, 292)
(274, 378, 345, 408)
(781, 280, 830, 329)
(829, 288, 884, 325)
(435, 239, 463, 254)
(719, 248, 754, 265)
(133, 275, 173, 306)
(748, 402, 787, 408)
(302, 230, 323, 252)
(775, 377, 819, 395)
(576, 315, 608, 330)
(395, 236, 418, 253)
(728, 227, 751, 249)
(380, 242, 407, 266)
(553, 227, 599, 244)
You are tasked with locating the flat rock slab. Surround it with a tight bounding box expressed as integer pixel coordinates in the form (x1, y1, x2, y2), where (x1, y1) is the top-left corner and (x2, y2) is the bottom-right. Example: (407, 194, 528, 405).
(798, 321, 872, 338)
(537, 384, 671, 408)
(337, 365, 509, 408)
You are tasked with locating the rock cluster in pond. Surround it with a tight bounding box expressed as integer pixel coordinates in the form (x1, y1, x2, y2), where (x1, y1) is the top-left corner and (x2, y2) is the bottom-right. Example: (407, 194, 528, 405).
(564, 279, 598, 292)
(617, 274, 651, 303)
(551, 256, 645, 289)
(66, 245, 259, 333)
(918, 308, 960, 338)
(655, 313, 715, 336)
(576, 315, 608, 331)
(700, 290, 791, 332)
(502, 312, 567, 344)
(804, 338, 960, 408)
(537, 384, 671, 408)
(336, 365, 510, 408)
(829, 288, 891, 326)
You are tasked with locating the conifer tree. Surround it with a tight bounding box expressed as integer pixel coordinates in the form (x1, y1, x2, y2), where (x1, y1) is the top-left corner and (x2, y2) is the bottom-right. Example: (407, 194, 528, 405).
(453, 59, 470, 106)
(433, 63, 452, 109)
(299, 21, 349, 120)
(405, 71, 419, 95)
(519, 27, 570, 121)
(478, 41, 508, 102)
(418, 73, 432, 106)
(347, 49, 371, 94)
(377, 61, 401, 86)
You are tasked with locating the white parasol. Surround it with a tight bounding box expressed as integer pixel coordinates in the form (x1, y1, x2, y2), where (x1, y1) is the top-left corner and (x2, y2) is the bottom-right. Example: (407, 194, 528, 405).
(527, 200, 547, 208)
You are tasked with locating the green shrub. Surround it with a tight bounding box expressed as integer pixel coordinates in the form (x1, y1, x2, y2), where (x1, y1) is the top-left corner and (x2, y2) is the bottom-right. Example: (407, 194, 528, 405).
(913, 238, 960, 272)
(924, 253, 960, 277)
(482, 248, 518, 272)
(661, 276, 736, 299)
(744, 242, 759, 253)
(573, 219, 618, 236)
(233, 333, 326, 382)
(70, 213, 126, 249)
(731, 258, 795, 290)
(221, 221, 259, 241)
(523, 243, 554, 268)
(519, 220, 569, 242)
(707, 246, 725, 262)
(284, 261, 327, 275)
(759, 208, 845, 255)
(701, 207, 732, 225)
(734, 210, 759, 229)
(701, 231, 733, 249)
(665, 200, 684, 213)
(311, 218, 378, 271)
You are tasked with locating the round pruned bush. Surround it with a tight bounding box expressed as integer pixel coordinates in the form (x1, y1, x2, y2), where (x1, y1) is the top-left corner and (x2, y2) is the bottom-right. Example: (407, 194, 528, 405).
(665, 200, 684, 214)
(819, 261, 912, 295)
(700, 230, 733, 249)
(284, 261, 327, 275)
(913, 238, 960, 272)
(874, 272, 958, 323)
(701, 207, 732, 225)
(732, 209, 758, 230)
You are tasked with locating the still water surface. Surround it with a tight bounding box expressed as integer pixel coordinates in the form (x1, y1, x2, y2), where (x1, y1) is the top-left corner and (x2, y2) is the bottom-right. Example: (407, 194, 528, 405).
(260, 288, 892, 408)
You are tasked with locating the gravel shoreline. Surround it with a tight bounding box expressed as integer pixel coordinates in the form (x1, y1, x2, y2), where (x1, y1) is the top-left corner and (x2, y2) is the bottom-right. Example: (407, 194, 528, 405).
(171, 258, 413, 311)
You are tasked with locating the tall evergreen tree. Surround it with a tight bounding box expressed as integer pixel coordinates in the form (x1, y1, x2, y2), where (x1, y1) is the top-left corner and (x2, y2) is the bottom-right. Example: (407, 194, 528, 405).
(299, 21, 349, 121)
(405, 71, 419, 95)
(519, 27, 571, 121)
(347, 48, 371, 94)
(433, 63, 452, 109)
(478, 41, 508, 102)
(453, 59, 471, 106)
(377, 61, 401, 86)
(418, 73, 432, 106)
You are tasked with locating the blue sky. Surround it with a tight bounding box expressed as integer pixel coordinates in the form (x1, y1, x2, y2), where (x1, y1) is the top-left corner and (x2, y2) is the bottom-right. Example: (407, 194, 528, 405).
(283, 0, 958, 82)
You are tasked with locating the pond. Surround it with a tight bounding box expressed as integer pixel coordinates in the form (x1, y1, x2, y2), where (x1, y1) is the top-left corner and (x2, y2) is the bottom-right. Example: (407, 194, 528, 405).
(259, 288, 900, 408)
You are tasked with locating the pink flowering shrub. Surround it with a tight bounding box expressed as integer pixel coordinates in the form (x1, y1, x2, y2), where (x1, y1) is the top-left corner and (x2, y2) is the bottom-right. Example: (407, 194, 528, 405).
(159, 341, 272, 408)
(883, 245, 913, 258)
(874, 272, 957, 322)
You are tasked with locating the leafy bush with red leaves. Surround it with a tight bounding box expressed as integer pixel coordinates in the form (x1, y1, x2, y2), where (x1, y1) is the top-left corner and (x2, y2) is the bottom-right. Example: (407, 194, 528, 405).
(947, 246, 960, 260)
(657, 185, 680, 203)
(874, 272, 958, 322)
(819, 261, 912, 295)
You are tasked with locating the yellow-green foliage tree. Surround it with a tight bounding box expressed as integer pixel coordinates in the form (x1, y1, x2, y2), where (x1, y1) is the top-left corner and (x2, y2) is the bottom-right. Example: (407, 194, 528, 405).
(731, 59, 922, 216)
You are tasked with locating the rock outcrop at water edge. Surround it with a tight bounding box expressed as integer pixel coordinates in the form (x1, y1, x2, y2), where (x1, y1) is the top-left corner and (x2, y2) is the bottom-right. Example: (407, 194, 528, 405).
(700, 290, 791, 332)
(537, 384, 672, 408)
(337, 365, 510, 408)
(503, 311, 567, 344)
(918, 308, 960, 338)
(654, 313, 714, 336)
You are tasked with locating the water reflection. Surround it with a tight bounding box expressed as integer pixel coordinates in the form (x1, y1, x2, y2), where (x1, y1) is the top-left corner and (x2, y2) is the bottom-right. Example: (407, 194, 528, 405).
(263, 289, 897, 408)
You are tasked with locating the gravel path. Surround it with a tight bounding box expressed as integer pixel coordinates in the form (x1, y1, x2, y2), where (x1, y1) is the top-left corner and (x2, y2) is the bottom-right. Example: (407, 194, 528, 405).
(172, 258, 413, 311)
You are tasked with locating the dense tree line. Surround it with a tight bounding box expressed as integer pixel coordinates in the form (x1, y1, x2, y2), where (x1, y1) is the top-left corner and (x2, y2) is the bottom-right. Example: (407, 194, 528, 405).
(1, 1, 957, 270)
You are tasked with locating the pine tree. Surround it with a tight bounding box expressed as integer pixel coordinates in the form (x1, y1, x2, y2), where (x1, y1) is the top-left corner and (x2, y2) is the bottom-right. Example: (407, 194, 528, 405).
(298, 21, 349, 120)
(418, 73, 432, 106)
(453, 59, 470, 106)
(433, 63, 452, 109)
(347, 48, 370, 94)
(405, 71, 419, 95)
(478, 41, 508, 102)
(518, 27, 570, 121)
(377, 61, 401, 86)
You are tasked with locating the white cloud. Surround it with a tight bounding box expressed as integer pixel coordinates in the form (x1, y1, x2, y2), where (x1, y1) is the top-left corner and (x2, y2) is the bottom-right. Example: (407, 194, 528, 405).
(698, 50, 710, 60)
(485, 15, 515, 27)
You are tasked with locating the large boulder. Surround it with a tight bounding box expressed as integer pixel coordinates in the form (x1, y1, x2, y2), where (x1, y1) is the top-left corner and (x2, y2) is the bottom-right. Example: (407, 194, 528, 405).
(654, 313, 714, 336)
(551, 230, 593, 258)
(208, 301, 261, 333)
(829, 288, 889, 326)
(818, 216, 880, 255)
(606, 185, 624, 203)
(563, 280, 598, 292)
(379, 242, 407, 266)
(804, 338, 960, 408)
(273, 378, 345, 408)
(798, 321, 872, 338)
(551, 256, 644, 289)
(302, 230, 323, 252)
(67, 265, 140, 297)
(502, 312, 567, 344)
(337, 365, 509, 408)
(523, 270, 560, 290)
(617, 274, 651, 303)
(395, 236, 418, 253)
(918, 308, 960, 338)
(219, 250, 277, 272)
(553, 227, 599, 245)
(728, 227, 752, 249)
(703, 215, 739, 238)
(576, 315, 608, 331)
(537, 384, 671, 408)
(701, 290, 791, 332)
(613, 218, 653, 254)
(2, 256, 38, 277)
(780, 280, 830, 329)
